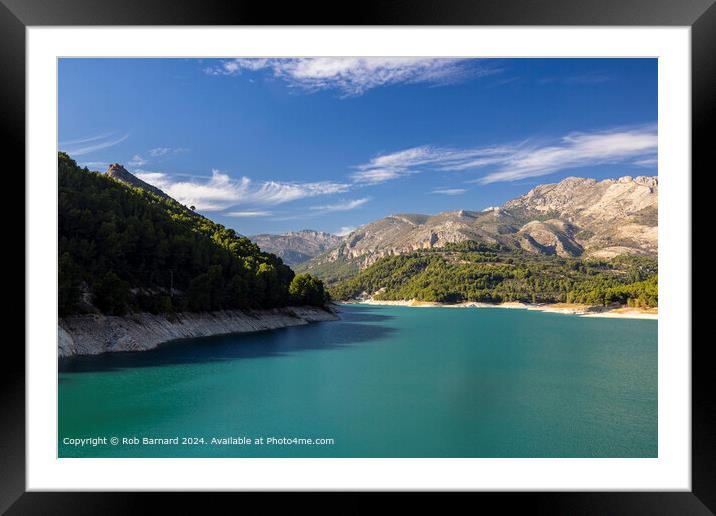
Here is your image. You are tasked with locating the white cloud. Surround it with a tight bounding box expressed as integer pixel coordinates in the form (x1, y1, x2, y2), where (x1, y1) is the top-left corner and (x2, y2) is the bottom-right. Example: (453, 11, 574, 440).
(477, 126, 657, 184)
(128, 154, 147, 167)
(134, 169, 350, 212)
(149, 147, 171, 157)
(351, 145, 449, 184)
(251, 180, 350, 205)
(226, 210, 273, 217)
(206, 58, 494, 96)
(335, 226, 356, 237)
(60, 133, 129, 156)
(431, 188, 467, 196)
(309, 198, 370, 213)
(351, 124, 657, 185)
(133, 171, 167, 183)
(351, 168, 409, 184)
(633, 157, 658, 167)
(352, 145, 508, 185)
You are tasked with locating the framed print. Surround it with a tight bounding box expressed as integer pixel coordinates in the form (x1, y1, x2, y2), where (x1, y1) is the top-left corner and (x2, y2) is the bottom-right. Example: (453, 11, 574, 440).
(3, 0, 713, 510)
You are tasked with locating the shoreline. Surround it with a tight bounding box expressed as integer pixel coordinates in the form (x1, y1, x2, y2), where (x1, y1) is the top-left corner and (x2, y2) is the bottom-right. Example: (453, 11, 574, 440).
(346, 299, 657, 320)
(59, 305, 340, 358)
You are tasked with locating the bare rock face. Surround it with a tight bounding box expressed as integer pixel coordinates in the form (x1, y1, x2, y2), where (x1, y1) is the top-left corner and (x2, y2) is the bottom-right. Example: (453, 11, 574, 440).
(517, 219, 583, 257)
(105, 163, 171, 200)
(302, 175, 657, 273)
(505, 175, 657, 223)
(505, 175, 658, 256)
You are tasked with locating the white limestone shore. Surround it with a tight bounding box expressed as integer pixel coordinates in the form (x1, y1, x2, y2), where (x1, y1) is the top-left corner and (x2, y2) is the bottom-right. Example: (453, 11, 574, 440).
(58, 305, 340, 358)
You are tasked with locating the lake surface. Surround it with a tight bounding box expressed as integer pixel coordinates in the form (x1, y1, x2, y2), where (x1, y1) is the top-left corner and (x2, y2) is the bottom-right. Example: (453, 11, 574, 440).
(58, 304, 657, 457)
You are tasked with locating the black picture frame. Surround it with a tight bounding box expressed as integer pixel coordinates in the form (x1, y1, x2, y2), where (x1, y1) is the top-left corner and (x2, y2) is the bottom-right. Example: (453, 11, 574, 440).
(2, 0, 711, 511)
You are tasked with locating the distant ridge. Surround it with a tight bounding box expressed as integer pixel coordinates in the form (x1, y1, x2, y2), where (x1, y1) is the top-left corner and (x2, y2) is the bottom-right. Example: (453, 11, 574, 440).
(250, 230, 342, 265)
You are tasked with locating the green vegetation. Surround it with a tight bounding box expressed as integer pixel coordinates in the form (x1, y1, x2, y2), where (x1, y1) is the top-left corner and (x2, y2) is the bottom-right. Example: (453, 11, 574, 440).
(330, 241, 657, 308)
(289, 273, 329, 306)
(294, 255, 359, 285)
(58, 153, 327, 316)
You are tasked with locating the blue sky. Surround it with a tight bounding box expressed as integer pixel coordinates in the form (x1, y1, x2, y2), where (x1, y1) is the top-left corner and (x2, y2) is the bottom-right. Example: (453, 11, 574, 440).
(58, 58, 657, 236)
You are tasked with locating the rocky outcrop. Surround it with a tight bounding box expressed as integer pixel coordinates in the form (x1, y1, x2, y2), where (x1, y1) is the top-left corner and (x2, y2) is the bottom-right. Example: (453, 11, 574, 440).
(58, 306, 340, 357)
(516, 219, 583, 257)
(505, 175, 657, 223)
(105, 163, 171, 200)
(506, 175, 658, 257)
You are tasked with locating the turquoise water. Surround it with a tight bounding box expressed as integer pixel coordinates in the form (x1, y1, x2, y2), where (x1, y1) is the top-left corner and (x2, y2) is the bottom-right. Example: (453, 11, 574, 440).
(58, 304, 657, 457)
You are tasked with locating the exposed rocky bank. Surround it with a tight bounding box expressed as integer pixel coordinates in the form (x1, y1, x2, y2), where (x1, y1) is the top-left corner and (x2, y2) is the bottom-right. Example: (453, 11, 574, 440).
(59, 305, 340, 357)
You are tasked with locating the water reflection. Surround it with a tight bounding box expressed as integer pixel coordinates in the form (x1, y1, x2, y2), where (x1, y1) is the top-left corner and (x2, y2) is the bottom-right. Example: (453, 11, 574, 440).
(59, 309, 394, 373)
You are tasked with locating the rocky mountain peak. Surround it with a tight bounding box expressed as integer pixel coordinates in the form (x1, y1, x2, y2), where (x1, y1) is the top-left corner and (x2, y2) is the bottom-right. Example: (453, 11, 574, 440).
(105, 163, 171, 200)
(106, 163, 132, 179)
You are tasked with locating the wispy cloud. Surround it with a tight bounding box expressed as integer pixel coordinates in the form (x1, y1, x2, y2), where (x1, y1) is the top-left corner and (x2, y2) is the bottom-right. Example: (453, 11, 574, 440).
(60, 133, 116, 146)
(148, 147, 188, 157)
(252, 180, 351, 205)
(431, 188, 467, 195)
(128, 154, 147, 167)
(633, 157, 658, 168)
(226, 210, 273, 218)
(335, 226, 356, 237)
(351, 144, 511, 184)
(78, 161, 109, 170)
(476, 126, 657, 184)
(309, 198, 370, 213)
(60, 132, 129, 156)
(351, 168, 408, 184)
(205, 58, 496, 96)
(351, 124, 657, 185)
(134, 169, 350, 211)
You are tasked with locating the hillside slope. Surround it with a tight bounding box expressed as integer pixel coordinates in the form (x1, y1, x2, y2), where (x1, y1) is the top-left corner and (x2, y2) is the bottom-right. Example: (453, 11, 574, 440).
(58, 153, 327, 316)
(330, 241, 658, 308)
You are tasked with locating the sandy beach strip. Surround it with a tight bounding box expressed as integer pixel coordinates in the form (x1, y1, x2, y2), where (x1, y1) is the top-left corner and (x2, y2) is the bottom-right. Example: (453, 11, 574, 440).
(348, 299, 657, 320)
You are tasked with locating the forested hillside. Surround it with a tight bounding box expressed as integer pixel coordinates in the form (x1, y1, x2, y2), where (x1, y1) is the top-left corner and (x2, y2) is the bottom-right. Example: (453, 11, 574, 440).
(330, 241, 657, 308)
(58, 153, 327, 316)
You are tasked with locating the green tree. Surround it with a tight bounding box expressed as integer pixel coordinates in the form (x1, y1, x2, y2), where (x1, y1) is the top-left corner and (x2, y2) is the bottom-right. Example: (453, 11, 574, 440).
(92, 271, 131, 315)
(289, 273, 328, 307)
(58, 252, 82, 316)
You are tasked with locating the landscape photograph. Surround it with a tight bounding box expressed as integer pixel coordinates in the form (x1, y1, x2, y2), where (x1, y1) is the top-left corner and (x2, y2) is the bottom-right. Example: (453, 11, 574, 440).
(58, 57, 658, 458)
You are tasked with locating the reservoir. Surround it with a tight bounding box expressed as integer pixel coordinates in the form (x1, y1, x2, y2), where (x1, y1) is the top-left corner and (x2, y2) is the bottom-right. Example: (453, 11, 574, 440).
(58, 304, 657, 458)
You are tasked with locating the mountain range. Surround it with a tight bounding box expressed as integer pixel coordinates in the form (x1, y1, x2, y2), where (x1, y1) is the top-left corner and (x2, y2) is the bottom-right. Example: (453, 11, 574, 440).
(248, 230, 342, 265)
(296, 175, 657, 283)
(102, 162, 657, 286)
